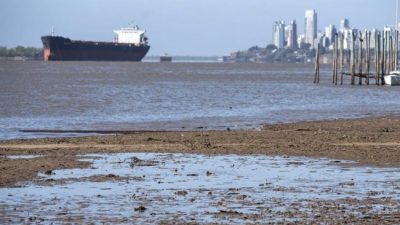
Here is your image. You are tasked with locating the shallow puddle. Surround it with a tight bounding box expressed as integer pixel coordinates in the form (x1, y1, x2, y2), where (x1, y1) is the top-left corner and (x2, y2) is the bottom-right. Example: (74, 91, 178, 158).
(0, 153, 399, 224)
(6, 155, 43, 160)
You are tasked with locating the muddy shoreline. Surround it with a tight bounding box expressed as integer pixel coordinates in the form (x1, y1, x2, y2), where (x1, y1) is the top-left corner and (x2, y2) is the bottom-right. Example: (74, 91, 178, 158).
(2, 152, 399, 224)
(1, 116, 400, 187)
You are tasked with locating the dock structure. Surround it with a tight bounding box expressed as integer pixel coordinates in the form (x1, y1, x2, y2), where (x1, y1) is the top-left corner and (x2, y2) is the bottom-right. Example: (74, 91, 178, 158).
(314, 29, 399, 85)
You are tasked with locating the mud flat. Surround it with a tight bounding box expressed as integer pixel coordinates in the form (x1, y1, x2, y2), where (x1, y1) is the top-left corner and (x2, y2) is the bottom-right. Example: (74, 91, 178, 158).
(0, 153, 399, 224)
(0, 117, 400, 224)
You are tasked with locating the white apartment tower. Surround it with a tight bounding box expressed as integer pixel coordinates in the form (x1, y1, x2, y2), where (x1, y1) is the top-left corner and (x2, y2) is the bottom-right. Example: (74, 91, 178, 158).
(325, 25, 337, 46)
(339, 19, 355, 50)
(340, 19, 350, 30)
(304, 9, 318, 48)
(287, 20, 298, 49)
(273, 21, 286, 49)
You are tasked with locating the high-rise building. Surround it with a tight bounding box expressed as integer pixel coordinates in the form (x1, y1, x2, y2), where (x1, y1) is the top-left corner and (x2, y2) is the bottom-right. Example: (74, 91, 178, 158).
(339, 19, 355, 50)
(325, 24, 337, 44)
(273, 21, 286, 49)
(287, 20, 298, 49)
(340, 19, 350, 30)
(284, 26, 290, 44)
(304, 9, 318, 48)
(316, 31, 326, 49)
(297, 34, 305, 49)
(325, 25, 337, 46)
(342, 28, 358, 50)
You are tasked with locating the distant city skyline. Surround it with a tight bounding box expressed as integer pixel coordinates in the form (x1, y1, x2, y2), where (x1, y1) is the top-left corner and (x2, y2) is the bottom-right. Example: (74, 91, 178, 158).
(0, 0, 397, 56)
(271, 11, 399, 52)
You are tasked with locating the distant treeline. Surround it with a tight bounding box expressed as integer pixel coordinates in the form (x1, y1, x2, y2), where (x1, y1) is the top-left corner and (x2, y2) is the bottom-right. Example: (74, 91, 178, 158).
(0, 46, 43, 58)
(144, 55, 220, 62)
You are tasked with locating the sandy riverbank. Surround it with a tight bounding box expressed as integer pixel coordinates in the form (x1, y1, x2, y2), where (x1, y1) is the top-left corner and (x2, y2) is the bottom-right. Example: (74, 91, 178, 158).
(0, 116, 399, 187)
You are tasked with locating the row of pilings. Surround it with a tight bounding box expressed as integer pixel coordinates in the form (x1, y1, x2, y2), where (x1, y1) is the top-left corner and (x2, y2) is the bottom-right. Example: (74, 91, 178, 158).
(314, 30, 398, 85)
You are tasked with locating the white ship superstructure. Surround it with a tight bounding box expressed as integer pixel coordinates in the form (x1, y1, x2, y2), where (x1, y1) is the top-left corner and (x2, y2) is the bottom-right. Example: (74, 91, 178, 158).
(114, 25, 148, 45)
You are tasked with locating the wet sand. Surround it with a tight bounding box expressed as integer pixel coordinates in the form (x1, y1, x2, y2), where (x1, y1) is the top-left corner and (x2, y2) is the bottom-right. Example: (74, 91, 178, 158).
(1, 116, 400, 187)
(1, 152, 399, 224)
(1, 116, 400, 224)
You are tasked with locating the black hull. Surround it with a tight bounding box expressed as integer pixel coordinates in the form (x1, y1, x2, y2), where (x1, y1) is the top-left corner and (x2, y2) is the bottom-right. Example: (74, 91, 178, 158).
(41, 36, 150, 61)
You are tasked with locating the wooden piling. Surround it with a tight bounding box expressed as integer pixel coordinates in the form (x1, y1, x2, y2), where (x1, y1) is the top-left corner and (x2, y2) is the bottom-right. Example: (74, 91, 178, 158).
(334, 34, 338, 85)
(391, 33, 395, 70)
(365, 31, 371, 85)
(314, 43, 320, 84)
(340, 33, 344, 85)
(375, 32, 380, 85)
(358, 31, 363, 85)
(332, 36, 336, 84)
(350, 31, 356, 85)
(395, 30, 399, 71)
(381, 32, 386, 85)
(392, 33, 395, 71)
(390, 35, 392, 71)
(332, 34, 338, 84)
(391, 32, 396, 71)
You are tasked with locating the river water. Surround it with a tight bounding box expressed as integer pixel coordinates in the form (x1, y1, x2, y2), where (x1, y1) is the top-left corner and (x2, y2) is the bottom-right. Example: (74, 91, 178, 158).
(0, 61, 399, 139)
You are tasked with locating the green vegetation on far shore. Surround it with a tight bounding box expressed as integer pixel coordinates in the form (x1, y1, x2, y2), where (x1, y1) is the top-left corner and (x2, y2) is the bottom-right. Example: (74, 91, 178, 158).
(0, 46, 43, 59)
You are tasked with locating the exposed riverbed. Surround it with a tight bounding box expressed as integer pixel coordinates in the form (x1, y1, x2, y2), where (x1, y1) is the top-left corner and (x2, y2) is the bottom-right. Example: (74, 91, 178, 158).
(1, 152, 399, 224)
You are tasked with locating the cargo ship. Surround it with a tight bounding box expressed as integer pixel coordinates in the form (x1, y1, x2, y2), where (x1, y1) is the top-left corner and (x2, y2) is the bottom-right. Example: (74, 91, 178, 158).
(41, 25, 150, 61)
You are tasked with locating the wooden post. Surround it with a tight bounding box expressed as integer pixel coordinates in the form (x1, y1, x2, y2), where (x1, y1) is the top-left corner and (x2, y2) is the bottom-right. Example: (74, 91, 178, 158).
(392, 34, 395, 71)
(314, 43, 320, 84)
(395, 30, 398, 71)
(391, 32, 395, 71)
(389, 35, 393, 72)
(335, 34, 338, 85)
(350, 31, 356, 85)
(332, 36, 336, 84)
(366, 30, 371, 85)
(332, 34, 338, 84)
(391, 33, 395, 70)
(381, 32, 386, 85)
(358, 31, 363, 85)
(375, 32, 380, 85)
(340, 33, 344, 85)
(373, 32, 376, 84)
(379, 32, 382, 85)
(395, 30, 399, 71)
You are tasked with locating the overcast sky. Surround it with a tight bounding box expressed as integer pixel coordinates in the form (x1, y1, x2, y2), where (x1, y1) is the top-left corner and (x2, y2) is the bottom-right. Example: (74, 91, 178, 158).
(0, 0, 396, 56)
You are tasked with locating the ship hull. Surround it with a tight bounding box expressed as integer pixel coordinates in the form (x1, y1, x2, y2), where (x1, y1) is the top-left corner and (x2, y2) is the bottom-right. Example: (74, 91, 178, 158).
(41, 36, 150, 61)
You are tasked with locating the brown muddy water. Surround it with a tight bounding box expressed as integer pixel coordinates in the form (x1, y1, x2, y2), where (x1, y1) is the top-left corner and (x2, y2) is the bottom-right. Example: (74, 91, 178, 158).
(0, 153, 399, 224)
(0, 61, 399, 139)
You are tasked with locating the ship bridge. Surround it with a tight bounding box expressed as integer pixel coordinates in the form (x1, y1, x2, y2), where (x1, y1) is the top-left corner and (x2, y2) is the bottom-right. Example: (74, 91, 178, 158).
(113, 25, 147, 45)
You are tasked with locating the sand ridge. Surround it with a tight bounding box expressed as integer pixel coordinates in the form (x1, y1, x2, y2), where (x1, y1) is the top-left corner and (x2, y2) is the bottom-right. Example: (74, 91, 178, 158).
(0, 116, 399, 187)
